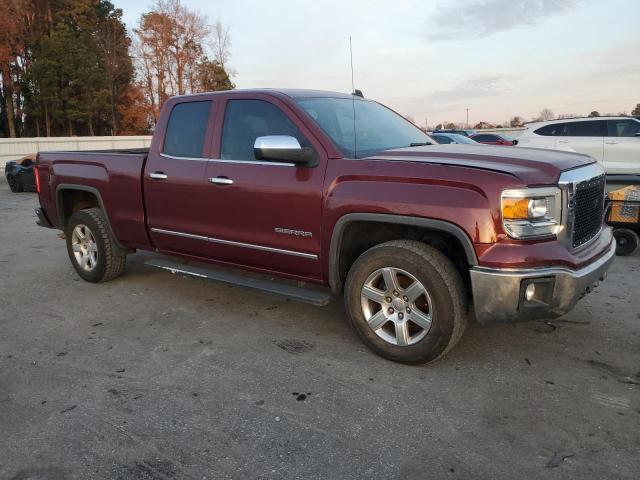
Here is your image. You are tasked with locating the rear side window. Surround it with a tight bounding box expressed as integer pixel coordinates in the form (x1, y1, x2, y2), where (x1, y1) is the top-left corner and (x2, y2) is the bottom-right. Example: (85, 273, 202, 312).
(474, 134, 497, 142)
(433, 135, 452, 144)
(534, 123, 566, 136)
(221, 99, 307, 161)
(163, 101, 212, 158)
(565, 120, 605, 137)
(607, 119, 640, 137)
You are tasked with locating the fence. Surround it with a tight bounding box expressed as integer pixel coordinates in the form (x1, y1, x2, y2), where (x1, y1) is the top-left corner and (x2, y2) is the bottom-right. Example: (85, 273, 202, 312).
(0, 136, 152, 168)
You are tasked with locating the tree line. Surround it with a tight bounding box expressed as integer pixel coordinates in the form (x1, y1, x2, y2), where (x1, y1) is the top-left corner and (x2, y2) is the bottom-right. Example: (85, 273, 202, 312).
(434, 104, 640, 131)
(0, 0, 234, 138)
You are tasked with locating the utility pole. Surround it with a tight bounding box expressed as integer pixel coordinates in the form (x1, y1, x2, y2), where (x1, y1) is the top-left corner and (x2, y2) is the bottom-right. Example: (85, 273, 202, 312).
(466, 108, 470, 128)
(425, 118, 428, 132)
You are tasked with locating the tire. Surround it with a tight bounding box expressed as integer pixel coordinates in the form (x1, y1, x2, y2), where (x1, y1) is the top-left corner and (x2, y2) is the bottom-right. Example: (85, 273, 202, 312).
(7, 175, 22, 193)
(613, 228, 639, 256)
(65, 208, 127, 282)
(344, 240, 467, 364)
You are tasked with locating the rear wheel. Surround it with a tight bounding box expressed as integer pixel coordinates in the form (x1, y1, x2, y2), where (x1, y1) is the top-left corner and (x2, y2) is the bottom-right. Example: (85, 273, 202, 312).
(613, 228, 639, 256)
(344, 240, 467, 364)
(65, 208, 127, 282)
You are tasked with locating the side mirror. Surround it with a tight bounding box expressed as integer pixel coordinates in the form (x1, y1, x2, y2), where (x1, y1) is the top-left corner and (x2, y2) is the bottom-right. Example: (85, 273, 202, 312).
(254, 136, 316, 166)
(635, 132, 640, 137)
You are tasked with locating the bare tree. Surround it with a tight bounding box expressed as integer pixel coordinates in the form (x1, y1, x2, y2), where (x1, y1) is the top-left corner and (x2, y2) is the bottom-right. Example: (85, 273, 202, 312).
(211, 19, 232, 73)
(539, 108, 554, 121)
(134, 0, 233, 121)
(510, 116, 524, 127)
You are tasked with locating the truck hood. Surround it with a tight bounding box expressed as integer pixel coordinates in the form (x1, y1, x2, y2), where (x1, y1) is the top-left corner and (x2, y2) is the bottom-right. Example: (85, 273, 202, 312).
(369, 145, 594, 185)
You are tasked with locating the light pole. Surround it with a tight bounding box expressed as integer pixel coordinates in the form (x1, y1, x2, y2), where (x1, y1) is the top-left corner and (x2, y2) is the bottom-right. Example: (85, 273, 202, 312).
(466, 108, 469, 128)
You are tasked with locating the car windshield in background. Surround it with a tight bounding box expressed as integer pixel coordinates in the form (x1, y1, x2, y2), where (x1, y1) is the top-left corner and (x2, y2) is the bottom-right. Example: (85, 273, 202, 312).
(296, 97, 432, 158)
(434, 134, 478, 145)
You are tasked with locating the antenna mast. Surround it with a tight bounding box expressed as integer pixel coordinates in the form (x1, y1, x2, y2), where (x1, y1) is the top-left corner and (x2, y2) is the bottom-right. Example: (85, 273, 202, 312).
(349, 36, 355, 93)
(349, 36, 357, 157)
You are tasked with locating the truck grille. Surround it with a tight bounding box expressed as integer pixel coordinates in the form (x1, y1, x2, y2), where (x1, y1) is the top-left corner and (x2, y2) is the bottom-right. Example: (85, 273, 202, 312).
(572, 175, 605, 248)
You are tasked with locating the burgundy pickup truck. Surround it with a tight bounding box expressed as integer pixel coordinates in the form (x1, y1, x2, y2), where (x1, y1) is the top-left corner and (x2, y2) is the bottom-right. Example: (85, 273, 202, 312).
(34, 89, 615, 363)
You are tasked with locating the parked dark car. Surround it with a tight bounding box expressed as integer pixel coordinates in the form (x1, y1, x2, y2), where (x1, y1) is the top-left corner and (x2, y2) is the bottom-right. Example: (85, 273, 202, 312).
(470, 133, 518, 146)
(432, 129, 474, 137)
(5, 154, 37, 192)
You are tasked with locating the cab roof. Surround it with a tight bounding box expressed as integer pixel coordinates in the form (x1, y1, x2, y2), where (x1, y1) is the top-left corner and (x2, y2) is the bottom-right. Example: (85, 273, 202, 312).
(176, 88, 358, 100)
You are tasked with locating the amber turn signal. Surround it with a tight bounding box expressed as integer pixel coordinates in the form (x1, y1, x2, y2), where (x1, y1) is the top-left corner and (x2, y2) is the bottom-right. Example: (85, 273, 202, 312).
(502, 198, 529, 219)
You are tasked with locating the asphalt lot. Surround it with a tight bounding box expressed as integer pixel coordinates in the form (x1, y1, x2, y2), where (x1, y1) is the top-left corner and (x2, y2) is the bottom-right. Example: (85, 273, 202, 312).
(0, 179, 638, 480)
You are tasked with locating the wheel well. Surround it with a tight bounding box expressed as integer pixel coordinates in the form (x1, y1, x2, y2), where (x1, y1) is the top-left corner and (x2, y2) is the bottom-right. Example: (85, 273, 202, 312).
(58, 189, 100, 227)
(335, 221, 471, 296)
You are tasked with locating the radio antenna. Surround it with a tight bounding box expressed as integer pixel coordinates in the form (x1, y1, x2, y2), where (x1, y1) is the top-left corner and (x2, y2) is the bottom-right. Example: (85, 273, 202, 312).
(349, 36, 355, 93)
(350, 36, 357, 157)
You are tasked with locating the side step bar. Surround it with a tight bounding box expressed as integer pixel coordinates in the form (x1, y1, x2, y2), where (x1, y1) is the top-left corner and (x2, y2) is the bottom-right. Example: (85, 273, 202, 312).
(145, 258, 332, 306)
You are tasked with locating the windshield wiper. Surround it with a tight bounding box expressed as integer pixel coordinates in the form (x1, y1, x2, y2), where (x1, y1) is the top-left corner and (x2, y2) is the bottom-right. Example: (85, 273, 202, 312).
(409, 142, 433, 147)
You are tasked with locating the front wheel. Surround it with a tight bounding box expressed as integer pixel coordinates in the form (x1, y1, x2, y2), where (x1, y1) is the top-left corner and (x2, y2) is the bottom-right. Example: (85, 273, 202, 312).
(344, 240, 467, 364)
(65, 208, 127, 282)
(613, 228, 639, 256)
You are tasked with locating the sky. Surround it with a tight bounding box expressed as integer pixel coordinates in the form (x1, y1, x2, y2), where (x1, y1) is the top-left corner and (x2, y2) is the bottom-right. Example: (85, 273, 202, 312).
(112, 0, 640, 127)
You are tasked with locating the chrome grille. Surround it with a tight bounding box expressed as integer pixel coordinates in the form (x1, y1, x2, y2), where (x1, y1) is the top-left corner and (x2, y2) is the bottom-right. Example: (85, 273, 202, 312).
(571, 174, 605, 248)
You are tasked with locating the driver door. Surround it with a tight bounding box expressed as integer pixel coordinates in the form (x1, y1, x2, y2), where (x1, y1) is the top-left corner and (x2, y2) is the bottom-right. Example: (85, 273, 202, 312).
(200, 94, 327, 279)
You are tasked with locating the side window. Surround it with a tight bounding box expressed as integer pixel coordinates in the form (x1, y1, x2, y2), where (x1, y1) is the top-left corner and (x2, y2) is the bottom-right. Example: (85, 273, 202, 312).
(221, 99, 308, 161)
(163, 101, 212, 158)
(434, 135, 451, 144)
(565, 120, 604, 137)
(607, 119, 640, 137)
(475, 134, 495, 142)
(534, 123, 565, 136)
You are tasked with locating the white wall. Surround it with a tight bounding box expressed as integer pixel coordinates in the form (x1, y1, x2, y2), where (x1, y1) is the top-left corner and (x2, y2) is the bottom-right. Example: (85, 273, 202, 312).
(474, 127, 525, 138)
(1, 129, 527, 169)
(0, 136, 152, 168)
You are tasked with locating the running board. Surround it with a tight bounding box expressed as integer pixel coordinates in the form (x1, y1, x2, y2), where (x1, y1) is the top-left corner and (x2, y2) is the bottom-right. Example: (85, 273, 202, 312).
(144, 258, 332, 306)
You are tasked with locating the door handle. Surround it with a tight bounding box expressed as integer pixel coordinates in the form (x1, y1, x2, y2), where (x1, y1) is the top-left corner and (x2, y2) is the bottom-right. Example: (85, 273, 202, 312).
(558, 140, 569, 144)
(149, 172, 168, 180)
(209, 177, 234, 185)
(605, 141, 618, 144)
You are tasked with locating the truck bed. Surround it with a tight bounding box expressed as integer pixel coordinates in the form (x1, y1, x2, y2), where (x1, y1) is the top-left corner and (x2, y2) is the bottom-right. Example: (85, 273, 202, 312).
(36, 149, 151, 249)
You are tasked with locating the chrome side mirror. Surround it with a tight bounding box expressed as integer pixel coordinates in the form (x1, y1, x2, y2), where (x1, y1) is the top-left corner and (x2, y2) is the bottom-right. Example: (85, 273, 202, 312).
(254, 135, 316, 165)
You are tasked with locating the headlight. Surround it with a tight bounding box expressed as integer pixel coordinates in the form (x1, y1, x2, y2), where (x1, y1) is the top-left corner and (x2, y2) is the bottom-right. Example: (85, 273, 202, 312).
(501, 187, 562, 239)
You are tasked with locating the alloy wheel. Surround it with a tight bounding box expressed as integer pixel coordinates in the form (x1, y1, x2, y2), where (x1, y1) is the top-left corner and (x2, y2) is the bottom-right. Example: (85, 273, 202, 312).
(360, 267, 434, 346)
(71, 224, 98, 271)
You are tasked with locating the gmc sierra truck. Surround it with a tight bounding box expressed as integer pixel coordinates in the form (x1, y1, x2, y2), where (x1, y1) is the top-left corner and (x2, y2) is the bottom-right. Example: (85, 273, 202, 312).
(34, 89, 616, 364)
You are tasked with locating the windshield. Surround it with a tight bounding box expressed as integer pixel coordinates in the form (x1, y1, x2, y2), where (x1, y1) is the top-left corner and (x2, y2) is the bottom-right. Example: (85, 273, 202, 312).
(296, 97, 432, 158)
(447, 134, 478, 144)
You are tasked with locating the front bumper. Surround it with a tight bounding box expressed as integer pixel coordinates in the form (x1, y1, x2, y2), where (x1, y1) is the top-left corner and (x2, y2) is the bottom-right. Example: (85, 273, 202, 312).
(470, 240, 616, 323)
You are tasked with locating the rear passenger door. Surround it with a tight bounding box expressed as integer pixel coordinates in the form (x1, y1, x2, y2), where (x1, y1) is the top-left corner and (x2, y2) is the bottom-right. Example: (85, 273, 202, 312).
(556, 120, 605, 161)
(144, 99, 218, 257)
(200, 94, 327, 279)
(604, 119, 640, 174)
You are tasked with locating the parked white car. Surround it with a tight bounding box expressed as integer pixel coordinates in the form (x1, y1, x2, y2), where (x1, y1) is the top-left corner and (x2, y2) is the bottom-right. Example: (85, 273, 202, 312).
(517, 117, 640, 175)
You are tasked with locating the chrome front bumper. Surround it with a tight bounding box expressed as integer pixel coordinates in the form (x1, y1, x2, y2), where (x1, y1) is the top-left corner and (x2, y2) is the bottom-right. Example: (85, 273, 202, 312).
(470, 240, 616, 323)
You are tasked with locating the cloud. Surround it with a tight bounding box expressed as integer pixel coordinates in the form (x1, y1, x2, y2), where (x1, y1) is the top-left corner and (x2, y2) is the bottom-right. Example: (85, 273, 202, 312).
(418, 73, 515, 106)
(425, 0, 578, 40)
